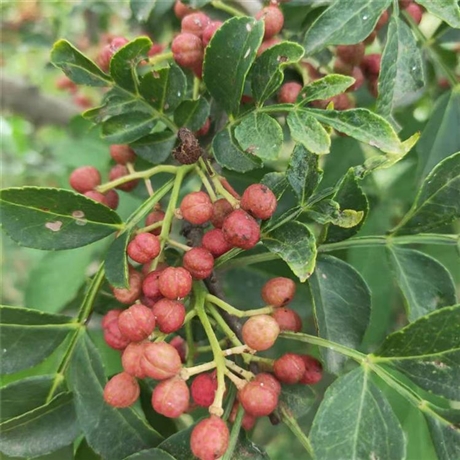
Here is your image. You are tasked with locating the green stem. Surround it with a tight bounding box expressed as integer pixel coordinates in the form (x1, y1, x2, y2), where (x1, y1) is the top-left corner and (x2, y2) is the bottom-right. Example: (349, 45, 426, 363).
(166, 238, 191, 252)
(136, 220, 164, 234)
(211, 0, 245, 16)
(280, 331, 365, 363)
(77, 263, 105, 324)
(195, 165, 218, 202)
(148, 51, 173, 65)
(200, 158, 240, 206)
(206, 303, 245, 351)
(192, 76, 201, 100)
(222, 404, 245, 460)
(242, 353, 274, 367)
(214, 248, 243, 269)
(281, 406, 315, 458)
(185, 319, 195, 367)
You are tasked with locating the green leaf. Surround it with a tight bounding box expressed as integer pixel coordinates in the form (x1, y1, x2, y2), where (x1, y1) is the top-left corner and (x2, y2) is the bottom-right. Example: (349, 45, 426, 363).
(25, 245, 95, 314)
(250, 41, 304, 103)
(174, 98, 210, 131)
(303, 0, 391, 55)
(387, 246, 457, 321)
(230, 432, 270, 460)
(305, 199, 364, 228)
(262, 221, 317, 282)
(323, 168, 369, 242)
(297, 74, 355, 105)
(130, 0, 157, 22)
(377, 17, 424, 120)
(0, 187, 122, 250)
(309, 255, 371, 373)
(392, 151, 460, 235)
(110, 37, 152, 92)
(105, 232, 130, 289)
(102, 112, 156, 144)
(415, 0, 460, 28)
(287, 110, 331, 155)
(307, 108, 404, 154)
(417, 88, 460, 180)
(0, 375, 63, 423)
(286, 144, 323, 205)
(68, 334, 163, 460)
(123, 449, 176, 460)
(51, 39, 112, 86)
(212, 127, 262, 172)
(0, 392, 79, 458)
(234, 112, 283, 161)
(158, 424, 195, 459)
(131, 131, 176, 164)
(261, 172, 289, 200)
(140, 65, 187, 112)
(425, 410, 460, 460)
(181, 0, 211, 7)
(0, 305, 76, 374)
(278, 383, 316, 419)
(310, 368, 406, 460)
(203, 17, 264, 115)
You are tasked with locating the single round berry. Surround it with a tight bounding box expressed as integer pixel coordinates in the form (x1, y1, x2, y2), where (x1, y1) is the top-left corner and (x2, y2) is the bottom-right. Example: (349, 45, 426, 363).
(172, 33, 204, 69)
(105, 190, 120, 210)
(127, 233, 161, 264)
(191, 372, 217, 407)
(242, 315, 280, 351)
(405, 3, 423, 24)
(140, 342, 182, 380)
(101, 309, 123, 329)
(229, 402, 256, 431)
(202, 21, 222, 47)
(145, 210, 165, 236)
(112, 266, 143, 304)
(97, 37, 129, 72)
(190, 416, 229, 460)
(331, 93, 354, 111)
(256, 6, 284, 39)
(55, 75, 77, 93)
(152, 298, 186, 333)
(69, 166, 101, 193)
(375, 9, 389, 31)
(210, 198, 234, 229)
(110, 144, 136, 165)
(158, 267, 192, 300)
(278, 82, 302, 104)
(152, 376, 190, 418)
(118, 303, 156, 342)
(121, 341, 148, 378)
(174, 0, 195, 19)
(274, 353, 306, 384)
(181, 12, 210, 38)
(170, 336, 187, 363)
(84, 190, 107, 205)
(240, 184, 277, 220)
(109, 164, 139, 192)
(299, 355, 323, 385)
(254, 373, 282, 396)
(183, 247, 214, 279)
(261, 277, 296, 307)
(102, 310, 131, 350)
(360, 54, 381, 77)
(142, 267, 165, 301)
(202, 229, 232, 258)
(272, 307, 302, 332)
(222, 210, 260, 250)
(180, 191, 213, 225)
(103, 372, 140, 408)
(238, 380, 278, 417)
(336, 43, 365, 66)
(195, 117, 211, 137)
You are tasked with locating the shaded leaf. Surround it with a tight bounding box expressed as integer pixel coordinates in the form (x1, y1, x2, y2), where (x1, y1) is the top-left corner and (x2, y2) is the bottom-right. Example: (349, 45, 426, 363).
(297, 74, 355, 104)
(278, 383, 315, 419)
(309, 255, 371, 373)
(250, 41, 304, 103)
(393, 151, 460, 234)
(387, 246, 457, 321)
(425, 409, 460, 460)
(234, 112, 283, 161)
(131, 131, 176, 164)
(105, 232, 130, 289)
(0, 305, 76, 374)
(203, 17, 264, 115)
(102, 112, 157, 144)
(303, 0, 391, 54)
(174, 98, 210, 131)
(262, 221, 317, 282)
(310, 368, 405, 460)
(68, 334, 163, 460)
(158, 424, 195, 459)
(305, 199, 363, 228)
(261, 172, 289, 200)
(51, 39, 112, 86)
(130, 0, 157, 22)
(0, 392, 79, 459)
(231, 432, 270, 460)
(123, 448, 176, 460)
(0, 187, 122, 250)
(415, 0, 460, 28)
(287, 110, 331, 155)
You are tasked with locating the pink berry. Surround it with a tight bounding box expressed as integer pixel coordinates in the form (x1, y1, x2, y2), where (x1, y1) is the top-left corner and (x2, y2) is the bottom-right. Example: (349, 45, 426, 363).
(240, 184, 277, 220)
(261, 277, 296, 307)
(238, 380, 278, 417)
(190, 416, 229, 460)
(195, 117, 211, 137)
(257, 37, 281, 56)
(142, 268, 166, 301)
(375, 10, 389, 31)
(152, 298, 186, 333)
(336, 43, 365, 66)
(105, 190, 120, 210)
(109, 164, 139, 192)
(254, 373, 282, 396)
(127, 233, 161, 264)
(191, 372, 217, 407)
(145, 210, 165, 236)
(274, 353, 306, 384)
(278, 82, 302, 104)
(405, 3, 423, 24)
(256, 6, 284, 39)
(272, 307, 302, 332)
(97, 37, 129, 72)
(111, 266, 143, 304)
(172, 33, 204, 69)
(102, 310, 130, 350)
(222, 210, 260, 250)
(229, 402, 256, 431)
(84, 190, 107, 205)
(101, 309, 123, 329)
(69, 166, 101, 193)
(152, 376, 190, 418)
(348, 66, 365, 92)
(210, 199, 234, 229)
(170, 336, 187, 363)
(110, 144, 136, 165)
(360, 54, 381, 77)
(118, 303, 156, 342)
(174, 0, 195, 19)
(183, 247, 214, 279)
(140, 342, 182, 380)
(202, 229, 232, 257)
(103, 372, 140, 408)
(121, 341, 148, 378)
(181, 12, 210, 39)
(202, 21, 222, 47)
(158, 267, 193, 300)
(333, 58, 353, 76)
(299, 355, 323, 385)
(242, 315, 279, 351)
(180, 191, 213, 225)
